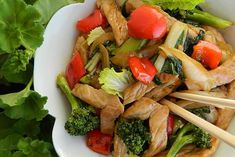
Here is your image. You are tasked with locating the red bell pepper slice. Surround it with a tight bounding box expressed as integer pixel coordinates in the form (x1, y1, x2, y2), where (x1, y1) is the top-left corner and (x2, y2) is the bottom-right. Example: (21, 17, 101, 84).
(127, 5, 167, 40)
(192, 40, 222, 69)
(87, 130, 112, 155)
(76, 9, 107, 33)
(167, 114, 175, 137)
(128, 56, 157, 84)
(65, 52, 86, 89)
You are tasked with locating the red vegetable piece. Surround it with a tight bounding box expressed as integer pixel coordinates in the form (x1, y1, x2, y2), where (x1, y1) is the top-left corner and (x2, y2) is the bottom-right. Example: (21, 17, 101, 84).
(127, 5, 167, 40)
(192, 40, 222, 69)
(76, 9, 107, 33)
(65, 52, 86, 89)
(87, 130, 112, 155)
(128, 56, 157, 84)
(167, 114, 175, 137)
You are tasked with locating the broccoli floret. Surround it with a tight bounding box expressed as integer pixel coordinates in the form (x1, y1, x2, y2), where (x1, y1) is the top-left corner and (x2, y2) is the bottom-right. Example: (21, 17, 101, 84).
(56, 74, 100, 136)
(167, 123, 211, 157)
(116, 118, 151, 155)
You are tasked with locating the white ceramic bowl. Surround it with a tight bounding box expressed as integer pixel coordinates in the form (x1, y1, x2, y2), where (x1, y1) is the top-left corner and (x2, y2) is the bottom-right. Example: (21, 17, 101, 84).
(34, 0, 235, 157)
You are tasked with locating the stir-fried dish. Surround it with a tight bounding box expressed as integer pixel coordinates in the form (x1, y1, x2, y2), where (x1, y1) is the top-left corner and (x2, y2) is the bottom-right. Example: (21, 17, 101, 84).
(56, 0, 235, 156)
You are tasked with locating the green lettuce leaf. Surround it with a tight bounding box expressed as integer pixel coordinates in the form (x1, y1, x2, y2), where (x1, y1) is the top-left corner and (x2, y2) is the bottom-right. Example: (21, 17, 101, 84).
(0, 49, 33, 84)
(0, 0, 44, 53)
(0, 80, 48, 121)
(143, 0, 205, 10)
(99, 68, 134, 98)
(17, 137, 53, 157)
(0, 134, 23, 156)
(87, 27, 105, 45)
(34, 0, 85, 25)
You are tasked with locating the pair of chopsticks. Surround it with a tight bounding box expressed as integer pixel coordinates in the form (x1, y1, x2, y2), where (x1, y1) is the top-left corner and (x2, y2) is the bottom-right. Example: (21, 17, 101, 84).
(160, 99, 235, 148)
(170, 91, 235, 110)
(160, 91, 235, 148)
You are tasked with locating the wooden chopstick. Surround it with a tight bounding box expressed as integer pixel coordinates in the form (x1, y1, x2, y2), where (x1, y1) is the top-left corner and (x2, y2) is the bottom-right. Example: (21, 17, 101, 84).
(160, 99, 235, 148)
(170, 92, 235, 109)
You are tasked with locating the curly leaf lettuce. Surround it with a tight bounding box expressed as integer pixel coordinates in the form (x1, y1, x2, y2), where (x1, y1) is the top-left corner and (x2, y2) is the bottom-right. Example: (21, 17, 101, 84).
(0, 0, 44, 53)
(142, 0, 205, 10)
(99, 68, 134, 98)
(0, 80, 48, 121)
(0, 134, 53, 157)
(87, 27, 105, 45)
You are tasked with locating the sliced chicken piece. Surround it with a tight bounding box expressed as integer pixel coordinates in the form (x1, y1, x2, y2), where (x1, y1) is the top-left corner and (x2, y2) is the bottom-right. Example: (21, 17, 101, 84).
(123, 81, 156, 105)
(210, 55, 235, 88)
(123, 97, 161, 120)
(145, 75, 181, 101)
(100, 100, 124, 134)
(72, 84, 120, 109)
(113, 133, 128, 157)
(203, 26, 225, 43)
(97, 0, 128, 46)
(143, 105, 169, 157)
(73, 84, 124, 134)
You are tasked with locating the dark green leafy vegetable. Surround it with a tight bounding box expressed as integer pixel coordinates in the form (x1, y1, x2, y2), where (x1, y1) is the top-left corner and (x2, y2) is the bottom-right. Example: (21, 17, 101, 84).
(180, 9, 233, 29)
(56, 74, 99, 136)
(188, 106, 210, 119)
(161, 56, 185, 80)
(165, 8, 232, 29)
(117, 118, 151, 155)
(167, 123, 211, 157)
(153, 75, 162, 85)
(183, 30, 205, 56)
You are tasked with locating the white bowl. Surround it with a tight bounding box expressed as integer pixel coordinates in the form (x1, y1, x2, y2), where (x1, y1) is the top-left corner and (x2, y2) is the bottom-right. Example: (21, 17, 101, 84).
(34, 1, 235, 157)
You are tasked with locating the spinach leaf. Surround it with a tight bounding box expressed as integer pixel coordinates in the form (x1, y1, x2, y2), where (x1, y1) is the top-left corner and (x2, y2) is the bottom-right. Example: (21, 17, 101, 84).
(161, 56, 185, 80)
(184, 30, 205, 56)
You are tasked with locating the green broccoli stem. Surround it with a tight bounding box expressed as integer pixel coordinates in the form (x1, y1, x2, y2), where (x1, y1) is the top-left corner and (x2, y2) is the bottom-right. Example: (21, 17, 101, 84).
(167, 123, 194, 157)
(167, 135, 194, 157)
(181, 9, 233, 29)
(56, 74, 80, 110)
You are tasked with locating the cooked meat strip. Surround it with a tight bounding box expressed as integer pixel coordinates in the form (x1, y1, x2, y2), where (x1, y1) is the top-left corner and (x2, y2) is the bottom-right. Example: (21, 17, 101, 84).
(123, 81, 156, 105)
(145, 75, 181, 101)
(113, 133, 128, 157)
(97, 0, 128, 46)
(143, 105, 169, 157)
(74, 36, 89, 65)
(72, 84, 121, 109)
(72, 84, 124, 134)
(210, 55, 235, 88)
(100, 100, 124, 134)
(123, 97, 161, 120)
